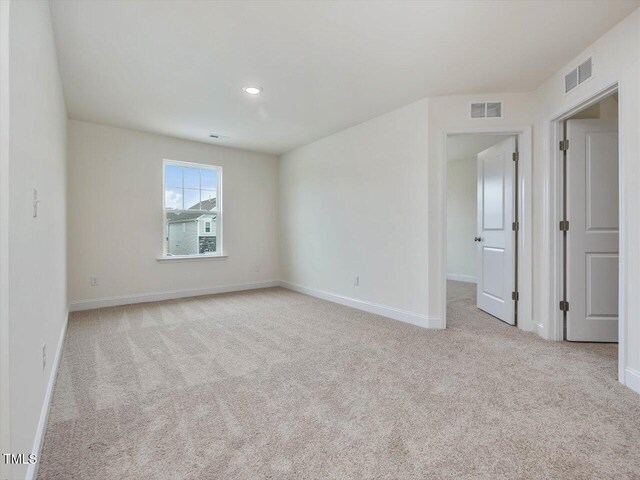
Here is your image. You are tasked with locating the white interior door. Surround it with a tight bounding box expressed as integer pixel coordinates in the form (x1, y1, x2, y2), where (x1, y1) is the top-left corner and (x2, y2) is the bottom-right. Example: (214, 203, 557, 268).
(476, 137, 516, 324)
(566, 119, 619, 342)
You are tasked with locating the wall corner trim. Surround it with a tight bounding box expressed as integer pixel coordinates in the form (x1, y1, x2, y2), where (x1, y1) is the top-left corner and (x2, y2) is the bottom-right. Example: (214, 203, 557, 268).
(26, 309, 69, 480)
(625, 367, 640, 394)
(69, 280, 280, 311)
(278, 281, 441, 329)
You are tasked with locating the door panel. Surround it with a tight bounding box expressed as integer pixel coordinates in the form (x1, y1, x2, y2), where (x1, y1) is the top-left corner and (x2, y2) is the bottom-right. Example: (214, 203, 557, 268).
(566, 119, 618, 342)
(482, 155, 505, 230)
(586, 254, 618, 316)
(586, 132, 618, 231)
(476, 137, 515, 324)
(482, 247, 505, 299)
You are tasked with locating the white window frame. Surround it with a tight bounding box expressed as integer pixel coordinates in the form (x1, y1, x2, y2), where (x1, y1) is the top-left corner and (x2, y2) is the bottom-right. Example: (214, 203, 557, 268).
(161, 159, 223, 259)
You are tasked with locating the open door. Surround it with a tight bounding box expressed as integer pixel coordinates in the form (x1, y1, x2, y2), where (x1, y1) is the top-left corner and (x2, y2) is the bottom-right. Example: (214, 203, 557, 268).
(476, 137, 516, 324)
(565, 118, 619, 342)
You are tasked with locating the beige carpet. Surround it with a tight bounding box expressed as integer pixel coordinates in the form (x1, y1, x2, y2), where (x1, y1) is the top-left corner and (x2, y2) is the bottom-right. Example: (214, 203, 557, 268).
(38, 283, 640, 479)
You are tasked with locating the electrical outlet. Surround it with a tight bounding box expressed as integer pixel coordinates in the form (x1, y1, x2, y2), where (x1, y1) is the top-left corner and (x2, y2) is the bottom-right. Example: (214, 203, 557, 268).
(90, 275, 99, 287)
(255, 265, 260, 273)
(353, 275, 359, 286)
(42, 344, 46, 371)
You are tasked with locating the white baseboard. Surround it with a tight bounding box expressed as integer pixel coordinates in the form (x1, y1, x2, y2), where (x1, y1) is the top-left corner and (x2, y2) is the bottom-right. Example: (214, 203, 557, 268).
(69, 280, 279, 312)
(625, 367, 640, 394)
(26, 309, 69, 480)
(279, 281, 442, 329)
(446, 274, 476, 283)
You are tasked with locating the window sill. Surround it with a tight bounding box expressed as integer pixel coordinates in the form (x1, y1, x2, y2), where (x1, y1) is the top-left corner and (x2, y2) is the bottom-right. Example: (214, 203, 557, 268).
(156, 254, 228, 263)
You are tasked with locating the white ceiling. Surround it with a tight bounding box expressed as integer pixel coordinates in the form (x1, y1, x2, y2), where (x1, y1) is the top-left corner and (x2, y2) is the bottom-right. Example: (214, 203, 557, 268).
(447, 135, 512, 162)
(50, 0, 639, 154)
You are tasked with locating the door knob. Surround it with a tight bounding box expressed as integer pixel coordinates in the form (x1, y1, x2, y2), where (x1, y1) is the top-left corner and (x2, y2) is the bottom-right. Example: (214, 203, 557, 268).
(474, 237, 482, 242)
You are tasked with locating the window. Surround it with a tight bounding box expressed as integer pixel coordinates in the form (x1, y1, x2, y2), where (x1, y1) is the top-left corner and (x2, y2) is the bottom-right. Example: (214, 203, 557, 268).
(163, 160, 221, 257)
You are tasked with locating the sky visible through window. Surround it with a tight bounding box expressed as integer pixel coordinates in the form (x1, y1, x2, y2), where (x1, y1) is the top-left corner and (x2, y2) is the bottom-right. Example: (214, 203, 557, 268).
(164, 164, 217, 210)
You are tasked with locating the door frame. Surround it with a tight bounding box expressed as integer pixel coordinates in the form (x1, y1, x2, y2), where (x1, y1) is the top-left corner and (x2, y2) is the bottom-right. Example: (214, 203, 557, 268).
(546, 82, 625, 378)
(442, 126, 533, 332)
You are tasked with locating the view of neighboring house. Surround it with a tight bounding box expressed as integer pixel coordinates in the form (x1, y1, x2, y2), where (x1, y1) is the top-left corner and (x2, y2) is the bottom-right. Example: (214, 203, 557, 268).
(166, 198, 217, 255)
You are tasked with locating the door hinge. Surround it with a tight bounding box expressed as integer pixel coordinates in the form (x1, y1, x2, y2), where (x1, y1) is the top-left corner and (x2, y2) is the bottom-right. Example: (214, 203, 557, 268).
(559, 139, 569, 151)
(512, 221, 519, 232)
(512, 291, 519, 301)
(559, 300, 569, 312)
(559, 220, 569, 232)
(512, 151, 519, 162)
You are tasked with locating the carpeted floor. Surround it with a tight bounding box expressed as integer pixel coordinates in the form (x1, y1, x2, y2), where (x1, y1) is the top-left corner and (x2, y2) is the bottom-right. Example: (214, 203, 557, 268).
(38, 283, 640, 479)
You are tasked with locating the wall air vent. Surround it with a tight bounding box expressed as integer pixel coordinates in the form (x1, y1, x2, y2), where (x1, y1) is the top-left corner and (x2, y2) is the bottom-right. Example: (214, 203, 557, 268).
(486, 102, 502, 118)
(578, 57, 592, 84)
(565, 69, 578, 93)
(471, 103, 486, 119)
(565, 57, 592, 93)
(470, 101, 502, 119)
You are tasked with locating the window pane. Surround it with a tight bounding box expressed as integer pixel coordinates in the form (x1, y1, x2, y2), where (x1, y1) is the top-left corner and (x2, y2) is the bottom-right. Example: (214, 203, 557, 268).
(165, 212, 200, 256)
(164, 212, 217, 256)
(183, 167, 199, 189)
(183, 189, 200, 210)
(164, 188, 183, 209)
(164, 164, 182, 188)
(200, 189, 216, 210)
(201, 169, 217, 191)
(198, 214, 217, 254)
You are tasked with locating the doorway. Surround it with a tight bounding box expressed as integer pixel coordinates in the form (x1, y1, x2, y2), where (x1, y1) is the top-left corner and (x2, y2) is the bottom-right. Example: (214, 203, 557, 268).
(560, 94, 619, 342)
(446, 134, 519, 326)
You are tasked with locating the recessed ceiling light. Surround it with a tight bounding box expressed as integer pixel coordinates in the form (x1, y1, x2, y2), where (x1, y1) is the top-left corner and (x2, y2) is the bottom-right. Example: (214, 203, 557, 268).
(243, 86, 262, 95)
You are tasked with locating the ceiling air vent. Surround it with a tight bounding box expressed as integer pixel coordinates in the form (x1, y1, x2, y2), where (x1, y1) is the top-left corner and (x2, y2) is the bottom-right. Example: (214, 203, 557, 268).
(565, 57, 592, 93)
(470, 101, 502, 119)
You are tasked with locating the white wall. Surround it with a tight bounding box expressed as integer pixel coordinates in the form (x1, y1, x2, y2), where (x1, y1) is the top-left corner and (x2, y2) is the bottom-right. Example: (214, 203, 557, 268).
(0, 2, 11, 478)
(279, 99, 431, 322)
(6, 1, 68, 479)
(67, 120, 279, 306)
(446, 157, 476, 282)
